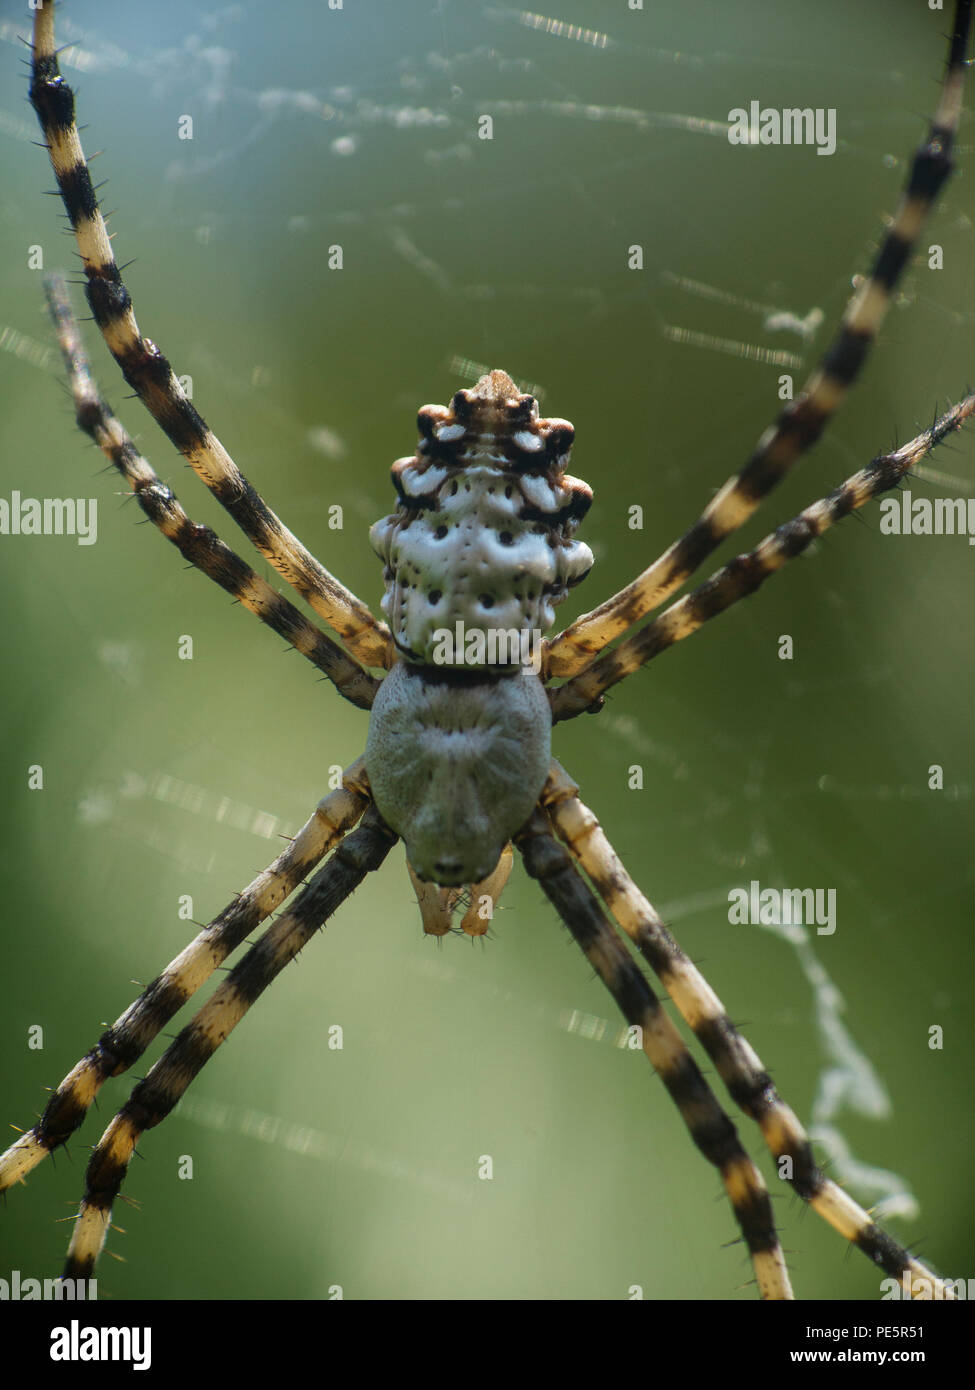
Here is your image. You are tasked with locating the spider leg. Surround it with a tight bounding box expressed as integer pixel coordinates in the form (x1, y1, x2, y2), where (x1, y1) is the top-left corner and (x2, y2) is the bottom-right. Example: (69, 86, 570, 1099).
(43, 273, 379, 710)
(542, 760, 952, 1299)
(544, 0, 972, 681)
(551, 393, 975, 720)
(0, 760, 370, 1195)
(28, 7, 392, 672)
(514, 804, 794, 1300)
(60, 803, 397, 1280)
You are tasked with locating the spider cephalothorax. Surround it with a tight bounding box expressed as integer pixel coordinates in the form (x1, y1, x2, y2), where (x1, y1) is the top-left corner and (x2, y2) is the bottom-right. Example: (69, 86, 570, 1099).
(365, 660, 550, 889)
(366, 369, 593, 900)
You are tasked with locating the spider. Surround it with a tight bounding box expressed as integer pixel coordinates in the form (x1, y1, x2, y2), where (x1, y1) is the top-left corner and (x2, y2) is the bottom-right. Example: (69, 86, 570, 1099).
(3, 1, 973, 1301)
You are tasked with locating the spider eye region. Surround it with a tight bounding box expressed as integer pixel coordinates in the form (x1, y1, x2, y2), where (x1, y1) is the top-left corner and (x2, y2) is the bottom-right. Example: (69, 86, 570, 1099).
(365, 662, 551, 887)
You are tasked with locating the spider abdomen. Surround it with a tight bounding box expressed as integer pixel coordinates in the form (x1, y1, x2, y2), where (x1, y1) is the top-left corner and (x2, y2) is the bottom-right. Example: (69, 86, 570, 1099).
(370, 369, 593, 666)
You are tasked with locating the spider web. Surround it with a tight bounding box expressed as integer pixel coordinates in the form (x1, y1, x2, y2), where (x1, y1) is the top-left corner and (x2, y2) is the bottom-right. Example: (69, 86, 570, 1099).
(0, 0, 972, 1300)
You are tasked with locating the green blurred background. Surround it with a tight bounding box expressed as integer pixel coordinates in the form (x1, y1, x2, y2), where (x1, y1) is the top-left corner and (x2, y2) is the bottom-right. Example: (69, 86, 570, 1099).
(1, 0, 972, 1301)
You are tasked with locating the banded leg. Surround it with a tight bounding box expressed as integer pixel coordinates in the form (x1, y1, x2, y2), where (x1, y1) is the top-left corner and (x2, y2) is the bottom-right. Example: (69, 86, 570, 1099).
(544, 0, 972, 681)
(62, 804, 397, 1280)
(44, 274, 379, 710)
(514, 805, 794, 1300)
(0, 760, 370, 1194)
(29, 6, 391, 671)
(551, 393, 975, 720)
(542, 762, 952, 1298)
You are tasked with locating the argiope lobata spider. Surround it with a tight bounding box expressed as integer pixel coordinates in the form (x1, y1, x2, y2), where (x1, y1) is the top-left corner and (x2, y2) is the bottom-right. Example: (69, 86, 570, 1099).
(2, 1, 974, 1302)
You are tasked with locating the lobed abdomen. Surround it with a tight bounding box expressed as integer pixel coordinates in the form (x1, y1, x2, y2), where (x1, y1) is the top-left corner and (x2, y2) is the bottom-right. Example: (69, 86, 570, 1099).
(370, 370, 593, 666)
